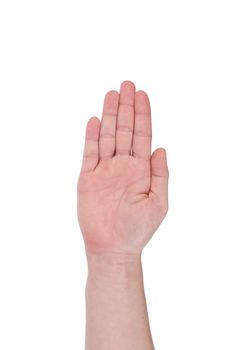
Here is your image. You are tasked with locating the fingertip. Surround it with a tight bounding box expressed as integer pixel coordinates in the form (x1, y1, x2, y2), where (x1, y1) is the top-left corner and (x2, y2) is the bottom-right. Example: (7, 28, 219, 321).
(120, 80, 136, 91)
(105, 90, 119, 99)
(136, 90, 149, 97)
(88, 116, 100, 124)
(151, 148, 169, 177)
(110, 89, 119, 94)
(103, 91, 119, 115)
(156, 147, 167, 158)
(135, 90, 151, 113)
(86, 117, 100, 140)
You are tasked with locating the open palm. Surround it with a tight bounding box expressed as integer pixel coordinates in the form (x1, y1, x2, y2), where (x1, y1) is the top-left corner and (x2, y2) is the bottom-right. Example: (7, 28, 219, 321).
(77, 81, 169, 254)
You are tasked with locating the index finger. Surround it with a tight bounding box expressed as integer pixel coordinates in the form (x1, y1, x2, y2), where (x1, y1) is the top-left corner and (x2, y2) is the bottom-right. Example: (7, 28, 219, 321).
(132, 90, 152, 160)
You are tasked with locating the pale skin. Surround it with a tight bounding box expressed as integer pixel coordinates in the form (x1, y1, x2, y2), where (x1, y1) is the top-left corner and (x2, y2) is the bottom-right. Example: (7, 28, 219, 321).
(77, 80, 169, 350)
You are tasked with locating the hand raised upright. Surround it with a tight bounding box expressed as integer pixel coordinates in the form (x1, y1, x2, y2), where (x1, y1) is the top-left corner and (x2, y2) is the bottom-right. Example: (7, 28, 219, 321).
(77, 81, 169, 255)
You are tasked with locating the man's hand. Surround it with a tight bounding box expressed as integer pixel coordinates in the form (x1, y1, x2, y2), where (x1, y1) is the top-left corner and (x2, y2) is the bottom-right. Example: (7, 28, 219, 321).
(77, 80, 169, 255)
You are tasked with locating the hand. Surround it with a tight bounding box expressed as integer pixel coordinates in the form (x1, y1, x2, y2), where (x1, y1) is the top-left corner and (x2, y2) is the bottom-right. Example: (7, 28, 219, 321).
(77, 81, 169, 255)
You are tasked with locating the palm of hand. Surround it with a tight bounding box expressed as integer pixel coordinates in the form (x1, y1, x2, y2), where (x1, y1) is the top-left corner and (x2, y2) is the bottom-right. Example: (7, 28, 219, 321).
(77, 81, 169, 254)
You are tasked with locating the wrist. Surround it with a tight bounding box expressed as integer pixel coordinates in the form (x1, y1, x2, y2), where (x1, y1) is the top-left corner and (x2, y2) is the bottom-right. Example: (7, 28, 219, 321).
(86, 250, 141, 267)
(86, 251, 143, 283)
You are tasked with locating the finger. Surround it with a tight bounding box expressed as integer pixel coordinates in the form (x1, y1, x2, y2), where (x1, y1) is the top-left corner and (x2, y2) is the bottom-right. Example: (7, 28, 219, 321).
(116, 80, 135, 155)
(99, 90, 119, 159)
(132, 90, 152, 160)
(149, 148, 169, 214)
(80, 117, 100, 173)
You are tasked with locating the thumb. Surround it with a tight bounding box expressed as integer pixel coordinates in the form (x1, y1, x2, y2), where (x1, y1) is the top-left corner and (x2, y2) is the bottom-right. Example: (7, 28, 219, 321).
(150, 148, 169, 213)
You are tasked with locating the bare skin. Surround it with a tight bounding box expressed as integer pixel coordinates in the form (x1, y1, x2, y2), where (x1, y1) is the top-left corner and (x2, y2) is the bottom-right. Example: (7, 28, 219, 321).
(77, 80, 169, 350)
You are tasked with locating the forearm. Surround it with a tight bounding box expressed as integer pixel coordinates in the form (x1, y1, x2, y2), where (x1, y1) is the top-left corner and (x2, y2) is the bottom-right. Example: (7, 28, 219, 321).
(85, 252, 154, 350)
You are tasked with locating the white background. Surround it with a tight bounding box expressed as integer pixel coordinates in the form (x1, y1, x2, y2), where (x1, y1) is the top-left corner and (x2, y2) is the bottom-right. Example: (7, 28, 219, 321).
(0, 0, 238, 349)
